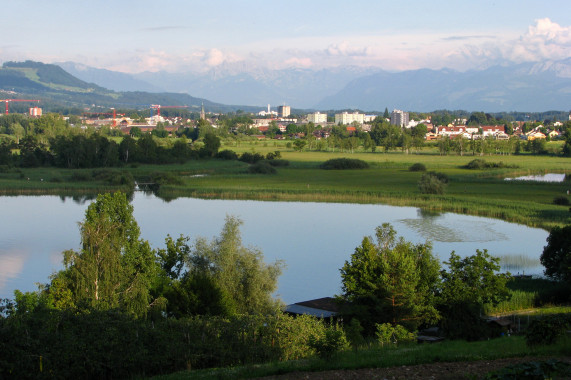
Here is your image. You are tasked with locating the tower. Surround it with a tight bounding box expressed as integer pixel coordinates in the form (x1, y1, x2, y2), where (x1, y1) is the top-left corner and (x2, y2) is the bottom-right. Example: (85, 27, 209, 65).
(200, 102, 206, 120)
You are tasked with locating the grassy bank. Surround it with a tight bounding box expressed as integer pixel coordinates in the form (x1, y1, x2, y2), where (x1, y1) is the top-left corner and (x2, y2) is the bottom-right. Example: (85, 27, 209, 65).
(153, 335, 570, 380)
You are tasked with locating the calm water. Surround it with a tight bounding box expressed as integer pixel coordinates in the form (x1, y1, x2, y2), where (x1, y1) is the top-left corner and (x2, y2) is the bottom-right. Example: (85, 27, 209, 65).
(505, 173, 566, 182)
(0, 193, 549, 304)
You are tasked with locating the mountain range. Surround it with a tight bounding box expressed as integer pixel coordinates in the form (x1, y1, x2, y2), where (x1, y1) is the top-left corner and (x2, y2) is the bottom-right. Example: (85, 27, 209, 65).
(58, 60, 571, 112)
(0, 61, 259, 114)
(2, 59, 571, 113)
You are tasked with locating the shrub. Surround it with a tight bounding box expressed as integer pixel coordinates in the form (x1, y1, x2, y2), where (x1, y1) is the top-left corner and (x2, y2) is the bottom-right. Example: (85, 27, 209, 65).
(150, 172, 183, 186)
(248, 161, 277, 174)
(409, 162, 427, 172)
(320, 158, 369, 170)
(375, 323, 416, 346)
(525, 314, 571, 347)
(239, 152, 265, 164)
(308, 325, 349, 360)
(265, 151, 282, 160)
(418, 172, 447, 194)
(553, 196, 570, 206)
(217, 149, 238, 160)
(464, 159, 518, 169)
(465, 158, 488, 169)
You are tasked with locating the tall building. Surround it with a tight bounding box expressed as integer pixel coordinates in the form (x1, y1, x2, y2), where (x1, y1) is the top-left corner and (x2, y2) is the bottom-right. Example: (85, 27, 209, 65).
(200, 102, 206, 120)
(335, 111, 364, 125)
(278, 105, 291, 118)
(307, 112, 327, 124)
(390, 109, 409, 127)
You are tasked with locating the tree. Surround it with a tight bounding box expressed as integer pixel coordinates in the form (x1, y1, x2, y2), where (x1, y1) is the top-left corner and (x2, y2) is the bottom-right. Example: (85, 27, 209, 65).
(200, 132, 221, 157)
(540, 225, 571, 284)
(51, 192, 161, 317)
(293, 139, 306, 152)
(339, 224, 440, 334)
(438, 250, 511, 339)
(191, 216, 284, 315)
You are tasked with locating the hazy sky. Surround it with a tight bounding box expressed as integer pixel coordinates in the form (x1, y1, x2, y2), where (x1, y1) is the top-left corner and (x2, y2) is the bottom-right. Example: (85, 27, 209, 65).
(2, 0, 571, 73)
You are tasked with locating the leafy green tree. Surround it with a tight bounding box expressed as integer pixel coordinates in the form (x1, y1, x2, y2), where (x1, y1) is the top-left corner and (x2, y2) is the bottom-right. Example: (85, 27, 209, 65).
(438, 250, 511, 339)
(540, 225, 571, 284)
(200, 132, 221, 157)
(339, 223, 440, 334)
(293, 139, 306, 152)
(51, 192, 161, 317)
(158, 216, 284, 317)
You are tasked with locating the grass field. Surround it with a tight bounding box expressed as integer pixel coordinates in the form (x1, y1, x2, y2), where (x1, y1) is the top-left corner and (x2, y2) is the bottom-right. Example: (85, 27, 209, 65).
(1, 141, 570, 229)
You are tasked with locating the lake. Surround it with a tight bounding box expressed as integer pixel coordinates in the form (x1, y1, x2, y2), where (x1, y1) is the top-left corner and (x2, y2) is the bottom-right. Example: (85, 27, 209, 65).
(0, 193, 549, 304)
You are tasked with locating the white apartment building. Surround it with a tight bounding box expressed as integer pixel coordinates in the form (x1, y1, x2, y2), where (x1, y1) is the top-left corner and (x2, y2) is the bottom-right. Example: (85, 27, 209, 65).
(335, 111, 365, 125)
(307, 112, 328, 124)
(390, 109, 409, 127)
(278, 105, 291, 118)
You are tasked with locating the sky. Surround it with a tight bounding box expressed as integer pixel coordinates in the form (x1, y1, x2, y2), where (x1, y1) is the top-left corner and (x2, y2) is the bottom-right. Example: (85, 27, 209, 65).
(2, 0, 571, 74)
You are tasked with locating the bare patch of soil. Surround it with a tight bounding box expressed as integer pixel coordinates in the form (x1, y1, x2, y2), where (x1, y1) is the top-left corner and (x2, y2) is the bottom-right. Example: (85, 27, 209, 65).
(260, 356, 571, 379)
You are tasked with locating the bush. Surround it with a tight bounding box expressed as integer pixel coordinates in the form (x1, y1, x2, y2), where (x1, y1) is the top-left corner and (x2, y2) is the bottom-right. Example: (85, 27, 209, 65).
(239, 152, 265, 164)
(150, 171, 183, 186)
(525, 314, 571, 347)
(265, 151, 282, 160)
(464, 159, 518, 169)
(248, 161, 277, 174)
(465, 158, 488, 169)
(217, 149, 238, 160)
(308, 325, 349, 360)
(418, 172, 447, 194)
(409, 163, 427, 172)
(375, 323, 416, 346)
(553, 196, 570, 206)
(320, 158, 369, 170)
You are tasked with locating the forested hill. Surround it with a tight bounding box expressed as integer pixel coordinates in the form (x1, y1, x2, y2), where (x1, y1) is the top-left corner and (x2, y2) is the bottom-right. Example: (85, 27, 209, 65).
(0, 60, 258, 113)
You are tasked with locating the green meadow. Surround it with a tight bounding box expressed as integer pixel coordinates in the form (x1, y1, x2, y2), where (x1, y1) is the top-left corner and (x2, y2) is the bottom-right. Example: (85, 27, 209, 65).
(1, 140, 570, 229)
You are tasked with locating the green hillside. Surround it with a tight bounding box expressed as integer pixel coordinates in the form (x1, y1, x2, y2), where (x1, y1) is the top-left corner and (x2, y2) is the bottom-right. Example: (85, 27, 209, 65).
(0, 60, 259, 113)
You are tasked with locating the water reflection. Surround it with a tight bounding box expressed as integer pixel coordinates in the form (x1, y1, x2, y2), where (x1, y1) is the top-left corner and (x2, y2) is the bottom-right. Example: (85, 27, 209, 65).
(0, 194, 550, 303)
(505, 173, 566, 182)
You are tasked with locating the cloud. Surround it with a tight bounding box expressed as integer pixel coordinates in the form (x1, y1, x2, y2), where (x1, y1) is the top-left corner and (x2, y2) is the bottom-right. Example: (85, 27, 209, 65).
(325, 41, 372, 57)
(506, 18, 571, 62)
(284, 57, 313, 68)
(442, 35, 495, 42)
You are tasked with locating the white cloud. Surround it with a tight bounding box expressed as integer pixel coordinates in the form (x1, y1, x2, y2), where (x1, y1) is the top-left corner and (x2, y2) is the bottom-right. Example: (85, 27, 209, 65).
(507, 18, 571, 62)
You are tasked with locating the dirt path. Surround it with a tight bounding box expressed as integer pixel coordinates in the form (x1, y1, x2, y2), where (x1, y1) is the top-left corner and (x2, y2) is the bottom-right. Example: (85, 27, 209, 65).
(260, 356, 571, 379)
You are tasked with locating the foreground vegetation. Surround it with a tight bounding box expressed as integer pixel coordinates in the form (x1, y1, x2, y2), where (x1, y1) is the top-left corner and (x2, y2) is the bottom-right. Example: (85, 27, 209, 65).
(153, 335, 571, 380)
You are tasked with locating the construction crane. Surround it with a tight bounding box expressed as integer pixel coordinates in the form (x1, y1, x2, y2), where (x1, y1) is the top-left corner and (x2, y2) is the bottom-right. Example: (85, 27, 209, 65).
(0, 99, 40, 115)
(150, 104, 188, 118)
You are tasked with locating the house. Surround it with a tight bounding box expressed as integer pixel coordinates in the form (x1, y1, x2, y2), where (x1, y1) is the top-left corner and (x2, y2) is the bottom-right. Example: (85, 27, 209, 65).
(284, 297, 340, 318)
